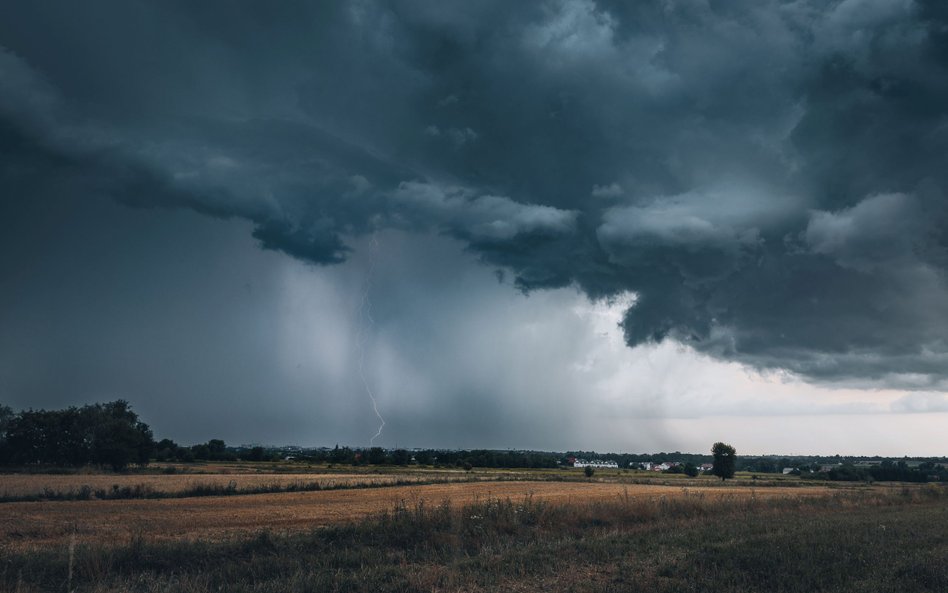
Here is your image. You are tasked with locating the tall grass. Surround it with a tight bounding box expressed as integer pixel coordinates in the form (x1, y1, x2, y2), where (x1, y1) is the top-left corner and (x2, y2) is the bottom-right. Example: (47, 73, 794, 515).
(0, 472, 832, 504)
(2, 484, 945, 592)
(0, 476, 468, 502)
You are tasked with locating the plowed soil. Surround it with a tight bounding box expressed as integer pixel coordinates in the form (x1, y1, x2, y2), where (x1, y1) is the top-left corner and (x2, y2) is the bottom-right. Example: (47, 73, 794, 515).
(0, 480, 831, 551)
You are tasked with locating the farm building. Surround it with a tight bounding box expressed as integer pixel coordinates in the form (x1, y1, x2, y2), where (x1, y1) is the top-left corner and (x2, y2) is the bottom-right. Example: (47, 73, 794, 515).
(573, 459, 619, 469)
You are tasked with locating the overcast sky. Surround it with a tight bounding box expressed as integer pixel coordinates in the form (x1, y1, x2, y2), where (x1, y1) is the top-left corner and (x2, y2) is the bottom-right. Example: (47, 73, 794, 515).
(2, 1, 948, 455)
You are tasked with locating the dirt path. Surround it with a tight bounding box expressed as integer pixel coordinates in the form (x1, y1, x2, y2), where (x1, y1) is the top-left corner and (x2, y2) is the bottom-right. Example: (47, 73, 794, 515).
(0, 481, 830, 551)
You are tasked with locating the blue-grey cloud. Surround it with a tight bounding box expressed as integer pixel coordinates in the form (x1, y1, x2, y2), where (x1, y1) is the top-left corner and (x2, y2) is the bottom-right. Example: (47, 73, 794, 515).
(2, 0, 948, 387)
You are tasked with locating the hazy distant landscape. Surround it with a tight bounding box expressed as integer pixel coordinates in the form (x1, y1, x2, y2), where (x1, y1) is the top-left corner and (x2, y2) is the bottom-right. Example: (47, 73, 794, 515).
(1, 401, 946, 591)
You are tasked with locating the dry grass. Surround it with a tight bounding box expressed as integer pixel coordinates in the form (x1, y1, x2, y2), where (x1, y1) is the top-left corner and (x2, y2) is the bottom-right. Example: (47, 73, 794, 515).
(3, 483, 944, 592)
(0, 471, 430, 497)
(0, 479, 837, 552)
(0, 466, 825, 502)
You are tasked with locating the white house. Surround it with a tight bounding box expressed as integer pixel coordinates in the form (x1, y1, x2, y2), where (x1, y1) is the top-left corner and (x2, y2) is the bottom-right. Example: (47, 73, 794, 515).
(574, 459, 619, 469)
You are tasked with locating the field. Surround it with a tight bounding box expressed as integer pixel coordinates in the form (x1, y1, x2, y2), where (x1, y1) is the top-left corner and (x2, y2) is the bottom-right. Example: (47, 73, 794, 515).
(1, 479, 835, 551)
(0, 470, 441, 498)
(1, 466, 945, 592)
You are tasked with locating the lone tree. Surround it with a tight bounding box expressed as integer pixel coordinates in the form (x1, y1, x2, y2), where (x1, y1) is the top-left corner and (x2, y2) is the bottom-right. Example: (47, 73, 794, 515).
(711, 442, 736, 481)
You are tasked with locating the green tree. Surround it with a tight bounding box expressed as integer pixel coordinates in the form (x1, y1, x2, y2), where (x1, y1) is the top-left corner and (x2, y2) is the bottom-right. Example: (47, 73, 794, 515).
(330, 445, 353, 464)
(90, 400, 154, 470)
(0, 404, 13, 439)
(711, 442, 736, 481)
(242, 446, 267, 462)
(2, 401, 153, 470)
(367, 447, 387, 465)
(584, 465, 595, 478)
(191, 443, 210, 460)
(154, 438, 180, 462)
(0, 404, 13, 463)
(390, 449, 411, 466)
(92, 418, 151, 471)
(206, 439, 227, 459)
(191, 439, 231, 461)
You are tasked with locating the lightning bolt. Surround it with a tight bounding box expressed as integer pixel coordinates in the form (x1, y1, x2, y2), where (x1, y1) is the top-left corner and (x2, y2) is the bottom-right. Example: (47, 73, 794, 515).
(357, 231, 385, 446)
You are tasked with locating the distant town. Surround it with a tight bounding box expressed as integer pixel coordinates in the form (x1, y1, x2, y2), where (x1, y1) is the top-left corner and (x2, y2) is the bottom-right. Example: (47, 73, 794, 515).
(217, 444, 947, 483)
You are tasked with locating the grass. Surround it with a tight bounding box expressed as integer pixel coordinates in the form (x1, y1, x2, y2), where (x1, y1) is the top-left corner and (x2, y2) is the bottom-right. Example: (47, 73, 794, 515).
(0, 476, 459, 502)
(0, 469, 820, 503)
(3, 484, 944, 592)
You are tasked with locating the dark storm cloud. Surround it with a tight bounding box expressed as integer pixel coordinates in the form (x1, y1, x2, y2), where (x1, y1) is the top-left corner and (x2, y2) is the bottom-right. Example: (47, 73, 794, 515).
(3, 0, 948, 385)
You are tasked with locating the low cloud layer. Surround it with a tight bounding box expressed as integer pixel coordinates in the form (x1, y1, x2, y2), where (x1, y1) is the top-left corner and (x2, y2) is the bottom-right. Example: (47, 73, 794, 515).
(3, 0, 948, 387)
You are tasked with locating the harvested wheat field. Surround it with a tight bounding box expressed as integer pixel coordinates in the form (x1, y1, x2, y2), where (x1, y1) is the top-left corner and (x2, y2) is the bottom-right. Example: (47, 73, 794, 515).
(0, 480, 835, 551)
(0, 471, 449, 498)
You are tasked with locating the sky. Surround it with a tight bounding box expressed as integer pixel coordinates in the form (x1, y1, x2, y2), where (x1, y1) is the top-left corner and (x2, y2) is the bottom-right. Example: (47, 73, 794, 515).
(2, 0, 948, 456)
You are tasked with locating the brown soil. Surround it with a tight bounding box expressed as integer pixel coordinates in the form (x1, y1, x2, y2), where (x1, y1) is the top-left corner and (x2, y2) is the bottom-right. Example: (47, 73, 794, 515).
(0, 480, 831, 551)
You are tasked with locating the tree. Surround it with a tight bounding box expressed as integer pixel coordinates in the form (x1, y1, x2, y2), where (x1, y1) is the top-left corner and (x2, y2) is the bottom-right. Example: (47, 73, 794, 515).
(584, 465, 595, 478)
(92, 417, 151, 471)
(154, 438, 181, 462)
(89, 400, 154, 470)
(367, 447, 387, 465)
(0, 404, 13, 439)
(206, 439, 227, 459)
(711, 442, 736, 481)
(390, 449, 411, 466)
(242, 446, 267, 462)
(1, 401, 153, 470)
(330, 445, 354, 464)
(191, 439, 232, 461)
(0, 404, 13, 464)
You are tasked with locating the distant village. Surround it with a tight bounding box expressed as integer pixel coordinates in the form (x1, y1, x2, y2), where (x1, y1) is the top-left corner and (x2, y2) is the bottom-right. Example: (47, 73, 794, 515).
(224, 444, 947, 482)
(569, 457, 714, 473)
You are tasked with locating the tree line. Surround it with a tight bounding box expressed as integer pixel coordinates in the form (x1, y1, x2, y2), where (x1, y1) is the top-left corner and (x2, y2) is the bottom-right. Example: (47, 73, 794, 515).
(279, 446, 562, 469)
(0, 401, 153, 471)
(815, 461, 947, 483)
(0, 402, 270, 470)
(2, 402, 945, 481)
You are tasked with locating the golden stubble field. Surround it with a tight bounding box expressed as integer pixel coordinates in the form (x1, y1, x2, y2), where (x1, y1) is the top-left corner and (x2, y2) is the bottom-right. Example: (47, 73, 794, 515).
(0, 471, 439, 497)
(0, 479, 836, 552)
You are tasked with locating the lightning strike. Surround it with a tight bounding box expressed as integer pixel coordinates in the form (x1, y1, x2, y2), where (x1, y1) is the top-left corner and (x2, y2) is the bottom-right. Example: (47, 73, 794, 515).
(356, 232, 386, 446)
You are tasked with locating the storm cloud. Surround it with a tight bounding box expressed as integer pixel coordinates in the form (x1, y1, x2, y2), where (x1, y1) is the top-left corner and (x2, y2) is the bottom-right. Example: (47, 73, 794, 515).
(3, 0, 948, 390)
